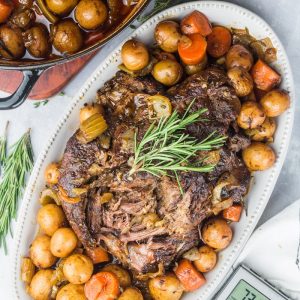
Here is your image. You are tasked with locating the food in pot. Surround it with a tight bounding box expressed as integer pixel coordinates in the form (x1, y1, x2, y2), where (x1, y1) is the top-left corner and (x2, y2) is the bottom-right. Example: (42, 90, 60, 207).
(0, 24, 24, 58)
(75, 0, 108, 30)
(21, 257, 35, 284)
(46, 0, 78, 16)
(9, 8, 35, 30)
(23, 10, 288, 300)
(30, 235, 57, 268)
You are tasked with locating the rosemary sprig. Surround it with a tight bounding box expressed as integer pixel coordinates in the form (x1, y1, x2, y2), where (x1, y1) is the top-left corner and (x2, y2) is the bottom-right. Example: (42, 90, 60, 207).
(137, 0, 182, 23)
(0, 122, 8, 168)
(0, 130, 34, 253)
(129, 108, 226, 189)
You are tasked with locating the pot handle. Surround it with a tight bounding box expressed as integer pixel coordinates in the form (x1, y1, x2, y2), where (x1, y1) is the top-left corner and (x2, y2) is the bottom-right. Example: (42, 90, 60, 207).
(0, 69, 44, 110)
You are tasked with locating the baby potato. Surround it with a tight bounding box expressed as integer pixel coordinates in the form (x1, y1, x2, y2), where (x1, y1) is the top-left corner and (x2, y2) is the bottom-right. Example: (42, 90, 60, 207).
(63, 254, 93, 284)
(44, 162, 60, 185)
(121, 39, 149, 71)
(119, 287, 143, 300)
(37, 203, 66, 236)
(46, 0, 78, 16)
(227, 67, 254, 97)
(184, 54, 208, 75)
(260, 89, 290, 117)
(56, 283, 86, 300)
(226, 44, 253, 71)
(152, 59, 183, 86)
(102, 264, 131, 289)
(245, 117, 276, 142)
(75, 0, 108, 30)
(30, 235, 57, 269)
(80, 103, 104, 124)
(149, 274, 183, 300)
(50, 228, 78, 258)
(29, 269, 54, 300)
(242, 142, 276, 171)
(237, 101, 266, 130)
(193, 246, 217, 273)
(154, 20, 182, 53)
(201, 218, 233, 250)
(21, 257, 35, 284)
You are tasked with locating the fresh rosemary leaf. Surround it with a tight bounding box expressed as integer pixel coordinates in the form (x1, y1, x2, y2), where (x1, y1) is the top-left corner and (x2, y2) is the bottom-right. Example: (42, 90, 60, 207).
(33, 100, 49, 108)
(129, 107, 227, 190)
(0, 130, 34, 253)
(0, 122, 8, 168)
(137, 0, 182, 23)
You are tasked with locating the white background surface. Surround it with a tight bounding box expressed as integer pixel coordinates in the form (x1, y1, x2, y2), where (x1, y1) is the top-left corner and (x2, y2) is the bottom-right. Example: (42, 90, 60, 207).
(0, 0, 299, 298)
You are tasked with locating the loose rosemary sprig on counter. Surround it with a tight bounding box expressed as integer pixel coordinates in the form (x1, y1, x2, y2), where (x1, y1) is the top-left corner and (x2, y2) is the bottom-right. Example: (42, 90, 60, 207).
(0, 122, 8, 168)
(0, 130, 34, 253)
(129, 107, 226, 191)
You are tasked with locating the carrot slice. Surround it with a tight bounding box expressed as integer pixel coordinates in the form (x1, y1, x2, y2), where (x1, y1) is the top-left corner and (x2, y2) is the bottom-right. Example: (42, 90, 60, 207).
(174, 259, 206, 292)
(0, 0, 13, 23)
(178, 34, 207, 65)
(84, 272, 120, 300)
(251, 59, 281, 91)
(86, 246, 110, 264)
(222, 204, 243, 222)
(207, 26, 232, 58)
(181, 10, 212, 36)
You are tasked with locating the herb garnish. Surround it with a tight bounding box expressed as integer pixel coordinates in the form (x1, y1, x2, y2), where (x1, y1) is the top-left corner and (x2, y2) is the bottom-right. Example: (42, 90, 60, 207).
(33, 100, 49, 108)
(0, 122, 8, 168)
(0, 130, 34, 253)
(137, 0, 182, 23)
(129, 105, 226, 192)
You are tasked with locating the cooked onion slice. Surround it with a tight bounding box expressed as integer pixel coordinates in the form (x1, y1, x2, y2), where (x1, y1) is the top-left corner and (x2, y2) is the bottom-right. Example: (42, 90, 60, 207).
(148, 95, 172, 119)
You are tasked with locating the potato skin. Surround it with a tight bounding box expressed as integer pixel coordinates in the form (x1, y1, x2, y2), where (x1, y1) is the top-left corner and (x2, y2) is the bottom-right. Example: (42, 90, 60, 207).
(75, 0, 108, 30)
(245, 117, 276, 142)
(260, 89, 290, 117)
(56, 283, 86, 300)
(155, 20, 182, 53)
(29, 269, 54, 300)
(30, 235, 57, 268)
(193, 245, 217, 273)
(119, 287, 143, 300)
(237, 101, 266, 129)
(51, 19, 83, 54)
(121, 39, 149, 71)
(149, 274, 183, 300)
(44, 162, 60, 185)
(46, 0, 78, 15)
(50, 228, 78, 258)
(63, 254, 93, 284)
(227, 67, 253, 97)
(226, 44, 253, 71)
(242, 142, 276, 171)
(201, 218, 233, 250)
(102, 264, 131, 289)
(37, 203, 66, 236)
(152, 59, 183, 86)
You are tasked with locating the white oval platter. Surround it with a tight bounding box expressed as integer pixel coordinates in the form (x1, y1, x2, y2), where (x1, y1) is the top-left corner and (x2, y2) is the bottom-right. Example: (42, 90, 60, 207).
(11, 1, 295, 299)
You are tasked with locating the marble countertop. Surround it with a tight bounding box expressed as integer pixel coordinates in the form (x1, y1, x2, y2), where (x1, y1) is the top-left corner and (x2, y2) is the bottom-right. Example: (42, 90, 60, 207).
(0, 0, 299, 298)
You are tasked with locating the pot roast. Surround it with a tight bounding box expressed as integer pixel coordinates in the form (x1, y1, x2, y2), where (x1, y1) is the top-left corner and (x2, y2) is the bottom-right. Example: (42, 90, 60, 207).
(58, 68, 251, 277)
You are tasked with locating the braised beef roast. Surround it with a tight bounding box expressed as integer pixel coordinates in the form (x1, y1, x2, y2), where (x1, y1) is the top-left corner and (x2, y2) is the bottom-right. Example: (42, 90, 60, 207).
(58, 69, 251, 277)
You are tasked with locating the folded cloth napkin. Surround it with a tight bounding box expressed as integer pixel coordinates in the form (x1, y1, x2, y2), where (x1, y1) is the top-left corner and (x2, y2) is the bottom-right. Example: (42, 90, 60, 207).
(236, 199, 300, 299)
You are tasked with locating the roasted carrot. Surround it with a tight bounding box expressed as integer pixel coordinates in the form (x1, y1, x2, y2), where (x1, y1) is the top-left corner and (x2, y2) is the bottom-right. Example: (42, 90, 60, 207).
(178, 34, 207, 65)
(0, 0, 13, 23)
(222, 204, 243, 222)
(181, 10, 212, 36)
(207, 26, 232, 58)
(84, 271, 120, 300)
(86, 246, 110, 264)
(174, 259, 206, 292)
(251, 59, 281, 91)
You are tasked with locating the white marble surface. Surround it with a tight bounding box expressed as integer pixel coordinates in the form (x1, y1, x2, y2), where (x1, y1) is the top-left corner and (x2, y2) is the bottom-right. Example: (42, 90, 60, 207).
(0, 0, 299, 298)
